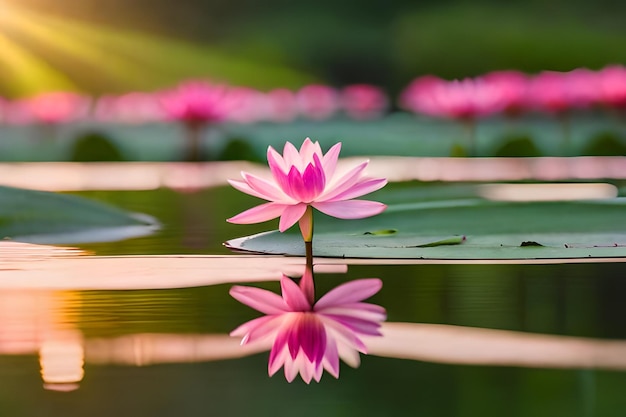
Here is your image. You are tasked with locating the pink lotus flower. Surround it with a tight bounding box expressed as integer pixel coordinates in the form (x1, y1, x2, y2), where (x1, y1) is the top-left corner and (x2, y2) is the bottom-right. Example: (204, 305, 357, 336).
(0, 97, 6, 124)
(597, 65, 626, 109)
(225, 87, 269, 124)
(94, 92, 165, 124)
(399, 75, 506, 120)
(10, 92, 90, 125)
(266, 88, 298, 122)
(527, 69, 599, 113)
(159, 80, 241, 126)
(227, 138, 387, 236)
(296, 85, 340, 120)
(340, 84, 389, 120)
(482, 70, 530, 116)
(159, 80, 245, 161)
(230, 272, 385, 383)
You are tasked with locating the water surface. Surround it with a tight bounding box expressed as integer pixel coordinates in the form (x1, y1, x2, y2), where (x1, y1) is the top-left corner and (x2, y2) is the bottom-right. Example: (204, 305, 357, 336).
(1, 174, 625, 417)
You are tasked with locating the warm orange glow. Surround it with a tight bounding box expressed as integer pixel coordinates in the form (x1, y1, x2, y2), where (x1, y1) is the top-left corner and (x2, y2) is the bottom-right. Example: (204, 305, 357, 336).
(39, 330, 84, 388)
(0, 242, 85, 260)
(0, 254, 349, 390)
(0, 5, 79, 97)
(0, 289, 84, 389)
(0, 291, 53, 354)
(0, 3, 14, 28)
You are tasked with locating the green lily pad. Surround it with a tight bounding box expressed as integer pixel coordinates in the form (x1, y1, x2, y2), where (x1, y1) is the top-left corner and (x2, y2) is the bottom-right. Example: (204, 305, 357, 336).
(225, 198, 626, 259)
(0, 186, 159, 244)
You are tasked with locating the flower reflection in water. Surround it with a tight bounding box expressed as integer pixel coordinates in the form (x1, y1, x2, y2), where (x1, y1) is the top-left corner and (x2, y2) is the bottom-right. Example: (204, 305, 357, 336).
(4, 250, 626, 391)
(229, 268, 386, 383)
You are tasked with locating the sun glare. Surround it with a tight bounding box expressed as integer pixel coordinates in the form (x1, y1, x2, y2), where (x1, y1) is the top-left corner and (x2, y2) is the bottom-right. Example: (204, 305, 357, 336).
(0, 0, 13, 22)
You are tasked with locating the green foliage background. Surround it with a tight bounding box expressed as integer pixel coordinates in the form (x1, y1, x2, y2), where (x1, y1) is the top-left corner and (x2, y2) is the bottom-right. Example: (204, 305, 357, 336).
(5, 0, 626, 96)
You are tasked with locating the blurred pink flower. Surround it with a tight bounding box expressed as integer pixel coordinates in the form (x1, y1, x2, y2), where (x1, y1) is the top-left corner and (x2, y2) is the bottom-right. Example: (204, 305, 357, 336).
(597, 65, 626, 109)
(296, 85, 340, 120)
(94, 92, 165, 124)
(266, 88, 298, 122)
(10, 92, 90, 125)
(482, 70, 530, 116)
(225, 87, 269, 124)
(400, 75, 506, 120)
(227, 138, 387, 233)
(527, 69, 599, 113)
(340, 84, 389, 120)
(564, 68, 600, 108)
(159, 80, 241, 126)
(230, 273, 385, 383)
(0, 97, 6, 124)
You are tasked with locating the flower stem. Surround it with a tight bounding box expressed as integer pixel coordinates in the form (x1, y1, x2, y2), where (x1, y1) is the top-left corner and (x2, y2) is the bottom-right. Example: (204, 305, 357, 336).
(300, 206, 314, 270)
(299, 206, 315, 303)
(305, 241, 313, 271)
(184, 121, 205, 162)
(299, 206, 314, 242)
(464, 118, 477, 156)
(558, 112, 571, 156)
(300, 263, 315, 305)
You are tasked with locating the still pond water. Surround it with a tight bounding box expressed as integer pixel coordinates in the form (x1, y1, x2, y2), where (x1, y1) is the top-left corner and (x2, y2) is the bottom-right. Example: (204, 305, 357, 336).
(1, 180, 625, 417)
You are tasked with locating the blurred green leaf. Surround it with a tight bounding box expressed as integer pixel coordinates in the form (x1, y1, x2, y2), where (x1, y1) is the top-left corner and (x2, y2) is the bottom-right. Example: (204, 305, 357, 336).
(0, 186, 159, 244)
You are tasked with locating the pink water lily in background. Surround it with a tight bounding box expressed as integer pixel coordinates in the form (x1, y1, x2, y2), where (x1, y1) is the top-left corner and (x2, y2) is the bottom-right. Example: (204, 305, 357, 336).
(399, 75, 507, 120)
(526, 69, 600, 113)
(266, 88, 299, 122)
(8, 92, 91, 125)
(482, 70, 530, 116)
(597, 65, 626, 109)
(159, 80, 241, 126)
(340, 84, 389, 120)
(0, 97, 6, 124)
(230, 273, 385, 383)
(225, 87, 269, 124)
(94, 92, 165, 124)
(159, 80, 245, 161)
(295, 85, 340, 120)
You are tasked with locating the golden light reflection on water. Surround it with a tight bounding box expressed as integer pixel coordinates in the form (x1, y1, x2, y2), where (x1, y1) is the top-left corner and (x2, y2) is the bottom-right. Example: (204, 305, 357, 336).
(0, 250, 349, 389)
(0, 289, 84, 390)
(1, 253, 626, 391)
(0, 241, 86, 262)
(39, 330, 84, 390)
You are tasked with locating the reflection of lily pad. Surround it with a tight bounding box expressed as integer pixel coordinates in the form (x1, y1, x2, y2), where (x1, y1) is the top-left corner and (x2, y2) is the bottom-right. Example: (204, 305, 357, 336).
(226, 199, 626, 259)
(0, 186, 159, 244)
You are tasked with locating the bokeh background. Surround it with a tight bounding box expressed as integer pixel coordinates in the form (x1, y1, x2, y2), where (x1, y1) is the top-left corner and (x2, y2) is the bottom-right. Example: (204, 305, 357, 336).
(3, 0, 626, 97)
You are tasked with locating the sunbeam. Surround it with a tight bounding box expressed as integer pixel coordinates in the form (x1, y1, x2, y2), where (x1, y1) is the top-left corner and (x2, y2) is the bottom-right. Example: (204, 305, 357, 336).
(0, 4, 312, 97)
(0, 32, 77, 97)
